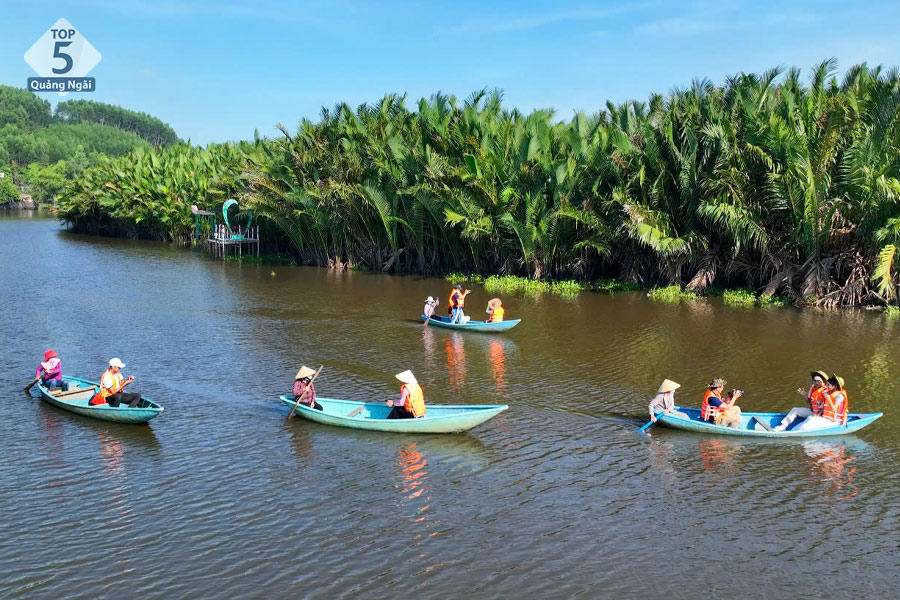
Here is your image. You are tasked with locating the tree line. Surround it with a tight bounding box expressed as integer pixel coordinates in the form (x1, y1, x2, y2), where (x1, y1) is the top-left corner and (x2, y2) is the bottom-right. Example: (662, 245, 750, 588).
(59, 60, 900, 307)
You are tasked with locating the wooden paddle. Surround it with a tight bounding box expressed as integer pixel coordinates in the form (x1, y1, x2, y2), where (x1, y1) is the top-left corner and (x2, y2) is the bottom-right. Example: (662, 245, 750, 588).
(24, 377, 40, 392)
(287, 365, 323, 419)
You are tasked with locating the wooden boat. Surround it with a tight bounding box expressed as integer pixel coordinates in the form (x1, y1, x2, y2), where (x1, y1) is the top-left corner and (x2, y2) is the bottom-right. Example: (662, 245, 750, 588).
(656, 406, 882, 437)
(36, 376, 164, 424)
(281, 396, 507, 433)
(422, 314, 521, 332)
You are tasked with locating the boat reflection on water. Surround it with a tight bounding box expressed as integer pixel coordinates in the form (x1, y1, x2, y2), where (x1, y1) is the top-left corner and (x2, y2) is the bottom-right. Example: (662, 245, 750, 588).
(489, 340, 507, 396)
(394, 443, 440, 544)
(697, 438, 740, 474)
(801, 440, 859, 501)
(445, 334, 466, 391)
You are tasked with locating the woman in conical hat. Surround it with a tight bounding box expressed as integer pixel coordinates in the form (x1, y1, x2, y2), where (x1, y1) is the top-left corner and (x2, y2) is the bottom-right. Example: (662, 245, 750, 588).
(647, 379, 689, 422)
(292, 365, 322, 411)
(386, 370, 426, 419)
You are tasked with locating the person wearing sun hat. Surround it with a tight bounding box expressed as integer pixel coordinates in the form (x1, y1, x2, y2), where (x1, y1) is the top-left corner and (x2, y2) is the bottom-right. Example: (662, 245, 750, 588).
(774, 370, 829, 431)
(795, 374, 848, 431)
(292, 365, 322, 411)
(647, 379, 689, 422)
(485, 298, 505, 323)
(423, 296, 438, 321)
(34, 349, 68, 391)
(386, 370, 426, 419)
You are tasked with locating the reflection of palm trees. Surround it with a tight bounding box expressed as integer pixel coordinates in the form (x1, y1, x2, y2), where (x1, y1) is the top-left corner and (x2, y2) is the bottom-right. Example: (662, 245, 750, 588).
(802, 441, 858, 501)
(444, 334, 466, 392)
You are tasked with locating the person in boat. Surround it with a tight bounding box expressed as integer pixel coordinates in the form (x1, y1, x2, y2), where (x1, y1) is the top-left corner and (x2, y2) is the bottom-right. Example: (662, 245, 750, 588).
(648, 379, 689, 422)
(386, 370, 426, 419)
(423, 296, 438, 320)
(794, 375, 848, 432)
(447, 284, 471, 324)
(91, 358, 143, 408)
(485, 298, 505, 322)
(292, 365, 322, 411)
(34, 349, 69, 391)
(701, 378, 743, 428)
(774, 370, 828, 431)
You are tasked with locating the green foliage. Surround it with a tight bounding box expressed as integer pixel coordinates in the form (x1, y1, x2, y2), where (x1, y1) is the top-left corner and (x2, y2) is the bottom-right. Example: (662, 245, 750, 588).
(24, 161, 68, 203)
(592, 279, 640, 293)
(885, 306, 900, 318)
(58, 62, 900, 306)
(0, 174, 19, 204)
(648, 286, 698, 303)
(445, 272, 483, 284)
(722, 289, 758, 307)
(0, 85, 51, 128)
(56, 99, 180, 146)
(60, 142, 255, 240)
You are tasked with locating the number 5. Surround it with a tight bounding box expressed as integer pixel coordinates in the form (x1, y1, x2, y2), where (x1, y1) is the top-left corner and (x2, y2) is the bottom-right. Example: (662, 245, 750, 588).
(52, 41, 73, 74)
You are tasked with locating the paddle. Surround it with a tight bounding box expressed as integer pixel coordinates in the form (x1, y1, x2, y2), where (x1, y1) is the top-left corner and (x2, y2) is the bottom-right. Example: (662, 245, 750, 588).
(24, 377, 39, 392)
(287, 365, 323, 419)
(638, 412, 662, 434)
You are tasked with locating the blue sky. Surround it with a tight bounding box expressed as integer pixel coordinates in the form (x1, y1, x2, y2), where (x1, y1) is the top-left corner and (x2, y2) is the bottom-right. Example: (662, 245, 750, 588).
(3, 1, 900, 144)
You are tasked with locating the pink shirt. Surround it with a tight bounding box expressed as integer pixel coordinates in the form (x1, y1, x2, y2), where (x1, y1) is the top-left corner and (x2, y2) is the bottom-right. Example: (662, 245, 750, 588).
(37, 358, 61, 380)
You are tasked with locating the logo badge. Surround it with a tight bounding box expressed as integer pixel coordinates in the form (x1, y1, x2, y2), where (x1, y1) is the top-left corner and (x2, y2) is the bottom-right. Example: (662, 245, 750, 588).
(24, 18, 101, 96)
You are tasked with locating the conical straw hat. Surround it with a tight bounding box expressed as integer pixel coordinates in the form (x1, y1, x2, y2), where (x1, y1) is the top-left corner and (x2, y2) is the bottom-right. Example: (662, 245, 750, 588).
(657, 379, 681, 394)
(295, 365, 316, 380)
(395, 370, 417, 385)
(487, 298, 502, 310)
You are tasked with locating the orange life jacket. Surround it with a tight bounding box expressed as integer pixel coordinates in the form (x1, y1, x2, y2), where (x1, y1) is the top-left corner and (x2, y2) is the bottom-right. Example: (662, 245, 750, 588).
(822, 389, 848, 425)
(100, 369, 123, 399)
(488, 307, 504, 322)
(448, 289, 465, 309)
(401, 383, 426, 418)
(701, 389, 725, 422)
(807, 384, 826, 415)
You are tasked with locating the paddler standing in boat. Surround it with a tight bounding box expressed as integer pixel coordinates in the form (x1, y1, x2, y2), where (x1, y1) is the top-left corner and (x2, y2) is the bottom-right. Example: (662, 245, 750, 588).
(485, 298, 505, 322)
(774, 370, 828, 431)
(701, 378, 743, 428)
(292, 365, 322, 411)
(92, 358, 143, 408)
(386, 370, 426, 419)
(448, 284, 471, 324)
(648, 379, 689, 422)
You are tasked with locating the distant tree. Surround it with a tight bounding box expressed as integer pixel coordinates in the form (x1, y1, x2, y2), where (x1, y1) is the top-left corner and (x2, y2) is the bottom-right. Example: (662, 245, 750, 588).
(24, 161, 68, 203)
(0, 173, 20, 205)
(55, 99, 180, 146)
(0, 85, 52, 128)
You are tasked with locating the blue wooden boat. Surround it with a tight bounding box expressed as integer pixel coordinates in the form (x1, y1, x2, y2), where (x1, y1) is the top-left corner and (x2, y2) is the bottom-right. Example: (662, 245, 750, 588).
(36, 376, 164, 424)
(281, 396, 508, 433)
(656, 406, 882, 437)
(422, 314, 521, 333)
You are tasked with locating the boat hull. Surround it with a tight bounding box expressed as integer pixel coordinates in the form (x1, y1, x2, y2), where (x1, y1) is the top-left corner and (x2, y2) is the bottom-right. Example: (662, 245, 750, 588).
(37, 376, 164, 424)
(657, 407, 882, 437)
(282, 396, 507, 433)
(422, 314, 520, 332)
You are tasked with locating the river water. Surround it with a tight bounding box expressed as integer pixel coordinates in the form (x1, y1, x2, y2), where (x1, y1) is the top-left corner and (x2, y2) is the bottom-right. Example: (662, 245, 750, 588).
(1, 215, 898, 599)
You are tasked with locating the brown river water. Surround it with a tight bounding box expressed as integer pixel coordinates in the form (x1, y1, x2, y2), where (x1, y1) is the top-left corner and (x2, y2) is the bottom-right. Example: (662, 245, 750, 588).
(1, 214, 899, 599)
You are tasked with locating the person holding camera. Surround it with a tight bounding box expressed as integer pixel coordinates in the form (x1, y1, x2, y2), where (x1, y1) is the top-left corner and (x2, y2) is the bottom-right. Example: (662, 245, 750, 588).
(701, 378, 743, 428)
(447, 284, 471, 324)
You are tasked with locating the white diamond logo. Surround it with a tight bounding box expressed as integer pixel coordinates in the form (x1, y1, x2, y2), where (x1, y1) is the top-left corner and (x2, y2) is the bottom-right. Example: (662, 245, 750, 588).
(24, 18, 101, 96)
